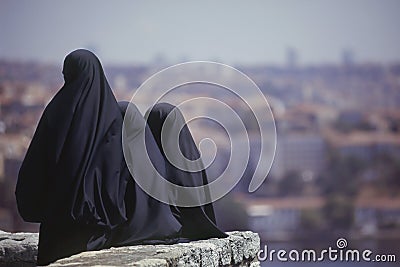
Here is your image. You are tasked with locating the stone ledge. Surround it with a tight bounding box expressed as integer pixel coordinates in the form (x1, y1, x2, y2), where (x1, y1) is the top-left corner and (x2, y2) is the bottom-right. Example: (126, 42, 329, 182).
(0, 230, 260, 267)
(0, 230, 38, 266)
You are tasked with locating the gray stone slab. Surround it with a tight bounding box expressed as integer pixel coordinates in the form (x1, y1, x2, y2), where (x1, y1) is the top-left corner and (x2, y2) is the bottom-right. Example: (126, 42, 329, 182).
(0, 230, 260, 266)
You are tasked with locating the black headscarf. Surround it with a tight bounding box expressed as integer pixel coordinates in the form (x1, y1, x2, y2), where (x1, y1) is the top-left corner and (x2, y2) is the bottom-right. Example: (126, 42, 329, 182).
(16, 49, 127, 264)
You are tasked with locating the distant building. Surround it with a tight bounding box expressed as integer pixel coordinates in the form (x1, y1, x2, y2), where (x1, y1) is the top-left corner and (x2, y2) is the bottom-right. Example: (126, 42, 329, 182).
(354, 197, 400, 236)
(286, 47, 298, 69)
(338, 110, 363, 126)
(242, 195, 400, 240)
(327, 131, 400, 160)
(270, 132, 326, 179)
(242, 196, 324, 240)
(341, 49, 355, 66)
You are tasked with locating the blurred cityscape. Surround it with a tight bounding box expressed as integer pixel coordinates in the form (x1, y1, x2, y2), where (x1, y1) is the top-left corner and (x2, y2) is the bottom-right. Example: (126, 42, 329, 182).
(0, 54, 400, 248)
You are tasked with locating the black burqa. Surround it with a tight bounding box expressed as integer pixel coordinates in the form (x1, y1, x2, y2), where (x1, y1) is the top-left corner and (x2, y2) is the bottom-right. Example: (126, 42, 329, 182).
(145, 103, 227, 240)
(16, 49, 128, 265)
(15, 49, 226, 265)
(117, 102, 226, 243)
(111, 101, 182, 246)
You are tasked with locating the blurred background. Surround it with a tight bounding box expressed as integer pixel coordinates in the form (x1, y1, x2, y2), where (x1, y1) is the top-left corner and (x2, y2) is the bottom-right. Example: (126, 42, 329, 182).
(1, 1, 399, 266)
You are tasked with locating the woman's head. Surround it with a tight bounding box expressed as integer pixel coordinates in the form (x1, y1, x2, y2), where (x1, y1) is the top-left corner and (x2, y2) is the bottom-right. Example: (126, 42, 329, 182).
(62, 49, 102, 83)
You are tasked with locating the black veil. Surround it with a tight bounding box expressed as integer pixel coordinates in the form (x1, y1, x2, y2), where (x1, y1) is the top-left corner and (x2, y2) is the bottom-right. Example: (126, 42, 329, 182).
(145, 103, 227, 239)
(16, 49, 128, 264)
(115, 101, 226, 243)
(111, 101, 182, 245)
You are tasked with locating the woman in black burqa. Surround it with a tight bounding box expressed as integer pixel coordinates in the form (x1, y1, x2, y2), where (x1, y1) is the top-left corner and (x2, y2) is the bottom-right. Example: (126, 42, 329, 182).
(15, 49, 226, 265)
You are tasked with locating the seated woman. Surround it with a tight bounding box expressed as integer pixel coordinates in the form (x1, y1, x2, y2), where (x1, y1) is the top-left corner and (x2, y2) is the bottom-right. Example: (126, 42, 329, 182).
(116, 102, 226, 244)
(15, 49, 226, 266)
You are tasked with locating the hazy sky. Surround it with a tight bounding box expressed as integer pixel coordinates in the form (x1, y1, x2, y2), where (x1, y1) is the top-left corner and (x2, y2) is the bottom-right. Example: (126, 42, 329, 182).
(1, 0, 399, 65)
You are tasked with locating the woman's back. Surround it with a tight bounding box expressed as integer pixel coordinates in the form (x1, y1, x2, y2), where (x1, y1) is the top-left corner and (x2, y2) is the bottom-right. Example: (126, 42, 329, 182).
(15, 49, 226, 265)
(16, 49, 128, 264)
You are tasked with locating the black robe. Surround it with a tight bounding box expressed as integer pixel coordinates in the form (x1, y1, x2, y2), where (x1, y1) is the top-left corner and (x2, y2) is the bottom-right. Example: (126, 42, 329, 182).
(110, 101, 182, 246)
(16, 49, 128, 265)
(145, 103, 227, 240)
(15, 49, 225, 266)
(116, 102, 227, 243)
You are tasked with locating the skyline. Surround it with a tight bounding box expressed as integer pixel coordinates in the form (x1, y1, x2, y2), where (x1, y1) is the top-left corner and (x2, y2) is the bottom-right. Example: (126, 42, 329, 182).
(1, 0, 400, 65)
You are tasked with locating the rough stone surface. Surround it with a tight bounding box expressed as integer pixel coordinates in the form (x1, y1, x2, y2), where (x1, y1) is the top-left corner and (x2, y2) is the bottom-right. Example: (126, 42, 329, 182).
(0, 230, 38, 266)
(0, 230, 260, 267)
